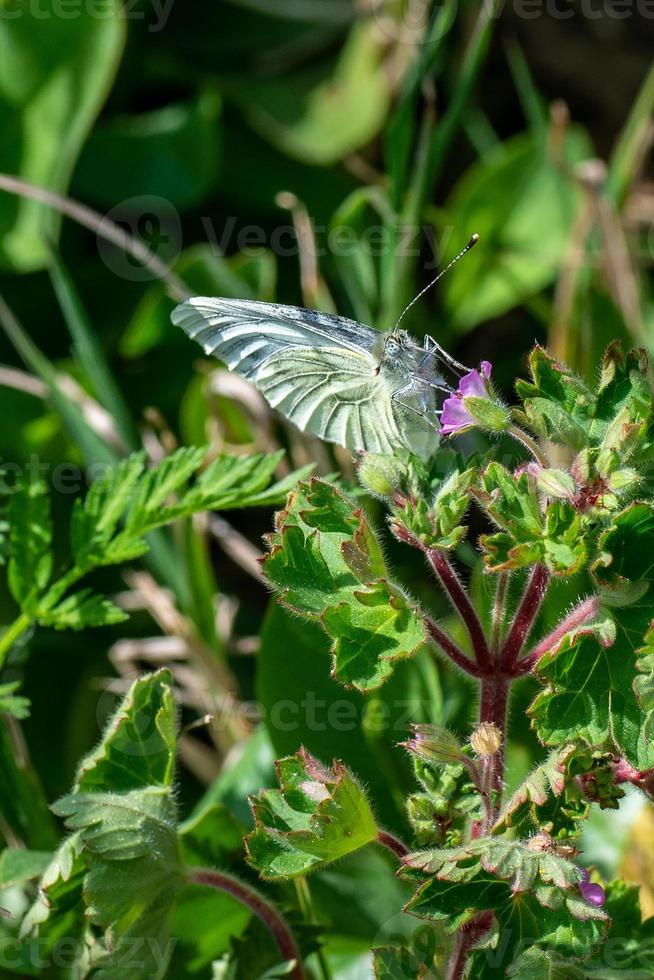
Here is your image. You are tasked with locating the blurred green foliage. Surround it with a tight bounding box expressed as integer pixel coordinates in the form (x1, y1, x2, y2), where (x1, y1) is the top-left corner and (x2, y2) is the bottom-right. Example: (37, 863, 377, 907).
(0, 0, 653, 976)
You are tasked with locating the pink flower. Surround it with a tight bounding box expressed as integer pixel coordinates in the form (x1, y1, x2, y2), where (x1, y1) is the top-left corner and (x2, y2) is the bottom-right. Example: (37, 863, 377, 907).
(579, 868, 605, 907)
(440, 361, 494, 436)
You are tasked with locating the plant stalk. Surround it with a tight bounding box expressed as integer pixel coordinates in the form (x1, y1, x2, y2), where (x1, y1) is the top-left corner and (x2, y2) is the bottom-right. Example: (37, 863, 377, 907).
(190, 868, 306, 980)
(425, 617, 484, 677)
(500, 565, 550, 672)
(0, 614, 31, 673)
(377, 829, 410, 859)
(517, 595, 602, 674)
(427, 549, 492, 672)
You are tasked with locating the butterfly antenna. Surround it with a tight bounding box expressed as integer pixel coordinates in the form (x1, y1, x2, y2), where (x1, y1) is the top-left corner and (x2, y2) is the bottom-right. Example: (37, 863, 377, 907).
(392, 233, 479, 333)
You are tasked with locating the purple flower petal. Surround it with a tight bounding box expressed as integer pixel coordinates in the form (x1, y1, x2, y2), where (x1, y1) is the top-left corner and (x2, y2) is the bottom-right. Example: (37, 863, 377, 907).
(439, 361, 494, 436)
(579, 869, 605, 907)
(440, 395, 475, 436)
(458, 368, 487, 399)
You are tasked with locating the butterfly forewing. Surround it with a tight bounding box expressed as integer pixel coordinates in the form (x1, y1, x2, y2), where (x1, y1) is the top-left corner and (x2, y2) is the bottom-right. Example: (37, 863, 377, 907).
(172, 297, 439, 456)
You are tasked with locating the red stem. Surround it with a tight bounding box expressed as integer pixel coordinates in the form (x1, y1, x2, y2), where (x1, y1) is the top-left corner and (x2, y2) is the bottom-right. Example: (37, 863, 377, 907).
(446, 911, 494, 980)
(516, 596, 602, 674)
(499, 565, 550, 671)
(191, 869, 306, 980)
(377, 829, 410, 859)
(425, 617, 484, 677)
(427, 549, 492, 672)
(478, 676, 508, 814)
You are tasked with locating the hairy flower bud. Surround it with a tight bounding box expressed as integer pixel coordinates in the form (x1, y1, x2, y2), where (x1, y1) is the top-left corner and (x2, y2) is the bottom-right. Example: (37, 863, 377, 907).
(470, 722, 502, 758)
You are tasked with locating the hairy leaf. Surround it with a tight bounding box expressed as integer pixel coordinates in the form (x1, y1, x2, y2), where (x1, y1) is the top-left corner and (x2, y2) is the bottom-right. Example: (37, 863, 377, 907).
(245, 749, 378, 878)
(262, 480, 427, 689)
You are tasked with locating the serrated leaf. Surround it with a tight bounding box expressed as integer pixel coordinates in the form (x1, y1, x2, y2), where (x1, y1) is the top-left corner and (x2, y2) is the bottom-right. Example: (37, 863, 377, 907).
(71, 452, 146, 569)
(0, 680, 30, 720)
(245, 749, 378, 879)
(74, 669, 176, 792)
(21, 672, 182, 978)
(515, 347, 595, 450)
(322, 581, 426, 689)
(493, 746, 622, 840)
(125, 445, 209, 533)
(7, 481, 53, 611)
(531, 503, 654, 767)
(262, 480, 427, 690)
(53, 786, 183, 979)
(404, 837, 607, 973)
(37, 589, 128, 631)
(20, 833, 87, 942)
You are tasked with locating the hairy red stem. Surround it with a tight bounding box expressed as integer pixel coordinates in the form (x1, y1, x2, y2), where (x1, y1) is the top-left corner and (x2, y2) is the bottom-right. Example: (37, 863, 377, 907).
(427, 549, 492, 672)
(377, 829, 410, 859)
(500, 565, 550, 670)
(516, 596, 602, 674)
(425, 617, 484, 677)
(191, 869, 306, 979)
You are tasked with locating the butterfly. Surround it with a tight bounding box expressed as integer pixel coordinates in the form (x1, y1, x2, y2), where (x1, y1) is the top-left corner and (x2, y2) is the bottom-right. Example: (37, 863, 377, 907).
(171, 237, 477, 457)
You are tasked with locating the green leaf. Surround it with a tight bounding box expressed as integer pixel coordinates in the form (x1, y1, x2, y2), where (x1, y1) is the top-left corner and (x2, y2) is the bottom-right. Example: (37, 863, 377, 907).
(70, 451, 147, 569)
(74, 669, 176, 793)
(0, 681, 30, 720)
(515, 347, 595, 450)
(404, 837, 607, 973)
(506, 879, 654, 976)
(634, 625, 654, 743)
(262, 479, 427, 690)
(53, 786, 183, 979)
(38, 589, 128, 631)
(0, 5, 125, 270)
(245, 749, 378, 879)
(22, 671, 182, 978)
(442, 130, 590, 331)
(0, 848, 51, 889)
(531, 503, 654, 767)
(226, 21, 389, 165)
(20, 833, 87, 945)
(493, 746, 623, 840)
(7, 481, 53, 611)
(75, 91, 222, 209)
(179, 804, 244, 869)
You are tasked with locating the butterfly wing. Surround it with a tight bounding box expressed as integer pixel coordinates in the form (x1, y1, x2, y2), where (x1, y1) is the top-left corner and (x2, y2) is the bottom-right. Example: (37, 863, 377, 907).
(172, 297, 438, 455)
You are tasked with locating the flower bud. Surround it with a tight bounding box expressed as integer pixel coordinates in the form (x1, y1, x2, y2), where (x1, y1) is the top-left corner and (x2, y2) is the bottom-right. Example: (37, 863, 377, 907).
(535, 468, 576, 501)
(357, 454, 406, 500)
(403, 724, 467, 767)
(470, 722, 502, 758)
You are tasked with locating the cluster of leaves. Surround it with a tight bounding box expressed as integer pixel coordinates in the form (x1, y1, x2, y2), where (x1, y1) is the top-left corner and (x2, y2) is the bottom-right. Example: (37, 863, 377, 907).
(0, 448, 310, 698)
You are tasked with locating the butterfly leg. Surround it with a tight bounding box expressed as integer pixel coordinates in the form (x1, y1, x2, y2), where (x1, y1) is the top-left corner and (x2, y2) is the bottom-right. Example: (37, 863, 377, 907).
(422, 335, 470, 375)
(390, 381, 441, 433)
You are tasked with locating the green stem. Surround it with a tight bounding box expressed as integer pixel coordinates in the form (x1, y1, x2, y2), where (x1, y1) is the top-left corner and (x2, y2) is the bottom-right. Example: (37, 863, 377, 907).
(0, 613, 31, 673)
(508, 424, 548, 467)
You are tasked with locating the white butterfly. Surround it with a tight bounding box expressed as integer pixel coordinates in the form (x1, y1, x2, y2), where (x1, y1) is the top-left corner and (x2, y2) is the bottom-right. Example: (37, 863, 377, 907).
(172, 238, 477, 457)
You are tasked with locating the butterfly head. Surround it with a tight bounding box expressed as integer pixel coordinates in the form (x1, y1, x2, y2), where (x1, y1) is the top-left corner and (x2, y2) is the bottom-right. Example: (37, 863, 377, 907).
(374, 329, 414, 376)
